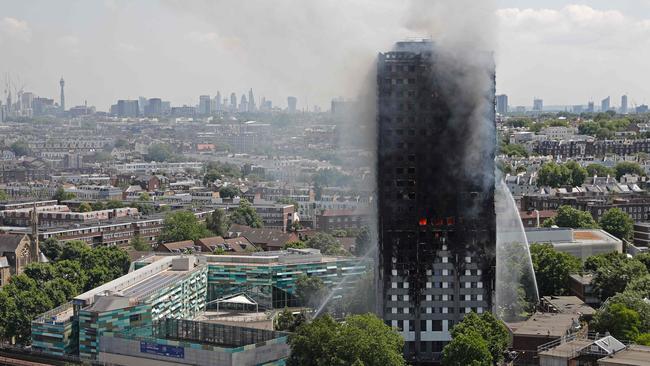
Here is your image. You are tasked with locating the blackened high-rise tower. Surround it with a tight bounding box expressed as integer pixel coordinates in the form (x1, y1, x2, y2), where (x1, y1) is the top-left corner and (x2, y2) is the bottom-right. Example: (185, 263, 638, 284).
(377, 40, 496, 364)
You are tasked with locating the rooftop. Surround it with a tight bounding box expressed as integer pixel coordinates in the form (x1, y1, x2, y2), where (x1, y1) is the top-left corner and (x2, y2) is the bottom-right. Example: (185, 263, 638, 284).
(75, 256, 200, 308)
(597, 345, 650, 365)
(511, 312, 580, 338)
(541, 296, 596, 316)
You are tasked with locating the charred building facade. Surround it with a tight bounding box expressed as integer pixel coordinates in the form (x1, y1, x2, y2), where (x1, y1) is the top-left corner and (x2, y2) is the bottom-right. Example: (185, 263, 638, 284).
(377, 40, 496, 364)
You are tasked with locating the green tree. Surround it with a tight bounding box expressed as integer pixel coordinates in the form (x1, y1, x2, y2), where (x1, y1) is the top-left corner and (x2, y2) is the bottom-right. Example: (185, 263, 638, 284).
(626, 274, 650, 298)
(542, 205, 598, 229)
(599, 208, 634, 240)
(104, 200, 124, 209)
(145, 143, 174, 162)
(59, 240, 89, 261)
(449, 312, 509, 364)
(565, 160, 588, 186)
(306, 232, 345, 255)
(287, 313, 406, 366)
(0, 241, 131, 344)
(592, 256, 648, 301)
(530, 244, 582, 296)
(585, 164, 615, 177)
(114, 138, 129, 149)
(43, 278, 77, 305)
(138, 192, 151, 201)
(203, 161, 242, 185)
(500, 143, 528, 158)
(10, 140, 31, 157)
(355, 226, 373, 256)
(578, 121, 600, 136)
(130, 234, 152, 251)
(274, 308, 307, 332)
(206, 208, 229, 237)
(40, 237, 62, 261)
(537, 162, 571, 187)
(219, 185, 241, 199)
(0, 189, 9, 201)
(442, 330, 492, 366)
(2, 275, 54, 344)
(596, 128, 614, 140)
(54, 260, 88, 293)
(635, 253, 650, 272)
(584, 252, 628, 272)
(614, 162, 645, 180)
(636, 333, 650, 346)
(90, 201, 105, 211)
(78, 202, 92, 212)
(159, 211, 212, 243)
(23, 263, 58, 286)
(591, 303, 641, 341)
(276, 197, 300, 211)
(52, 187, 76, 203)
(230, 199, 263, 228)
(284, 241, 307, 250)
(295, 274, 327, 308)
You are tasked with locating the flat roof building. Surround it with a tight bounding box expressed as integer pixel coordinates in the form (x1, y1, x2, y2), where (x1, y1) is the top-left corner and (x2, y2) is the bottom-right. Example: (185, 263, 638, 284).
(525, 228, 622, 260)
(32, 250, 366, 363)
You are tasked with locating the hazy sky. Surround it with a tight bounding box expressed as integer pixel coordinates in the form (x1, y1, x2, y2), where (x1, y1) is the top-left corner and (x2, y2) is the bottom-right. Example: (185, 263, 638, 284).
(2, 0, 650, 110)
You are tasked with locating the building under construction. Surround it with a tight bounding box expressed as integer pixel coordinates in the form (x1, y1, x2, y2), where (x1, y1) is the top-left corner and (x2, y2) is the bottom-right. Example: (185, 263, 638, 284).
(377, 40, 496, 364)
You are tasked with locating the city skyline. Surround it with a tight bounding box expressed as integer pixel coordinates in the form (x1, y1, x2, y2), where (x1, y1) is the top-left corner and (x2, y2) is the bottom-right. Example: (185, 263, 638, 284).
(2, 1, 650, 109)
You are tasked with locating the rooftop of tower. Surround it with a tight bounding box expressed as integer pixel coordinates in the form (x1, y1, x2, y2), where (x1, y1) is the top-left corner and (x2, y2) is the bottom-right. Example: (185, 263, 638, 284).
(393, 38, 433, 52)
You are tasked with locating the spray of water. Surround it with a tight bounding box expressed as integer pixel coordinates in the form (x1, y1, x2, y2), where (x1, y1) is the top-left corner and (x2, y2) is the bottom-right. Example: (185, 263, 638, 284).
(495, 178, 539, 321)
(314, 244, 377, 317)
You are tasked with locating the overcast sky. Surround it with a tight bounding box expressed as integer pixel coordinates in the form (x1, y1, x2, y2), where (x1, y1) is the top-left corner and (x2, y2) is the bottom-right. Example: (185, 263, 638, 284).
(2, 0, 650, 110)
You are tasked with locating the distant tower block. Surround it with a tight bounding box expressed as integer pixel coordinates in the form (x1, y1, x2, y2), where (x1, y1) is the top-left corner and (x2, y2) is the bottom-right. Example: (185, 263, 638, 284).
(59, 77, 65, 111)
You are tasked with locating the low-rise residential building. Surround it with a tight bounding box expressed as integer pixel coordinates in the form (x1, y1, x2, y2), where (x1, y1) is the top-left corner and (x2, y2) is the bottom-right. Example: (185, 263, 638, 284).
(69, 185, 123, 200)
(227, 224, 298, 251)
(316, 208, 370, 232)
(569, 273, 600, 307)
(633, 222, 650, 248)
(506, 174, 538, 197)
(519, 210, 556, 228)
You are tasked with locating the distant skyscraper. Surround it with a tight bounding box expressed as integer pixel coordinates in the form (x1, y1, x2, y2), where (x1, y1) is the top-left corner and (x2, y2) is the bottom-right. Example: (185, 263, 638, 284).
(21, 92, 34, 112)
(248, 88, 256, 112)
(287, 96, 297, 113)
(59, 77, 65, 111)
(496, 94, 508, 115)
(161, 101, 171, 115)
(377, 40, 495, 363)
(138, 96, 147, 115)
(621, 95, 628, 114)
(145, 98, 162, 116)
(239, 94, 248, 112)
(601, 96, 610, 112)
(533, 98, 543, 112)
(230, 93, 237, 111)
(112, 100, 139, 117)
(587, 101, 595, 113)
(199, 95, 211, 115)
(215, 91, 222, 111)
